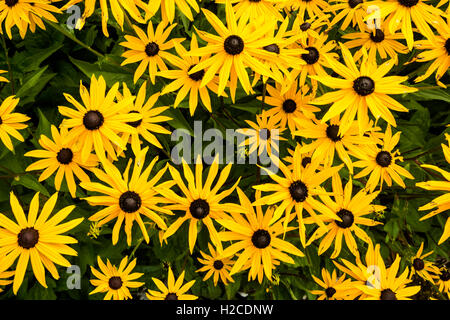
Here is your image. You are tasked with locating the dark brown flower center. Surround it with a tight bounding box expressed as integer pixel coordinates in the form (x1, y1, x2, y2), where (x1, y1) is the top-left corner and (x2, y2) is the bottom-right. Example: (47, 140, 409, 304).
(108, 276, 123, 290)
(119, 191, 142, 213)
(0, 116, 2, 125)
(189, 199, 210, 219)
(188, 65, 205, 81)
(213, 260, 224, 270)
(251, 229, 271, 249)
(326, 124, 342, 142)
(370, 29, 385, 43)
(301, 156, 311, 168)
(224, 35, 244, 55)
(301, 47, 319, 65)
(376, 151, 392, 167)
(145, 42, 159, 57)
(353, 76, 375, 96)
(126, 110, 142, 128)
(444, 38, 450, 55)
(282, 99, 297, 113)
(380, 289, 397, 300)
(335, 209, 354, 228)
(348, 0, 363, 8)
(18, 227, 39, 249)
(289, 180, 308, 202)
(165, 293, 178, 300)
(56, 148, 73, 164)
(440, 271, 450, 281)
(5, 0, 18, 7)
(398, 0, 418, 7)
(300, 22, 311, 31)
(325, 287, 336, 298)
(263, 44, 280, 54)
(259, 128, 271, 140)
(83, 110, 104, 130)
(413, 258, 425, 271)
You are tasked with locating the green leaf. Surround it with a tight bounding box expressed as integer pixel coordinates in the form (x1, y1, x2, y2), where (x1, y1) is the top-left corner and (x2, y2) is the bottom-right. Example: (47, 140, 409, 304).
(11, 175, 50, 196)
(409, 88, 450, 103)
(16, 66, 49, 99)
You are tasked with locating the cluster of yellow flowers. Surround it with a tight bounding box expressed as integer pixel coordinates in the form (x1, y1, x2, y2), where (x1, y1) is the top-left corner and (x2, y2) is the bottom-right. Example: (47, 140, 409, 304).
(0, 0, 449, 300)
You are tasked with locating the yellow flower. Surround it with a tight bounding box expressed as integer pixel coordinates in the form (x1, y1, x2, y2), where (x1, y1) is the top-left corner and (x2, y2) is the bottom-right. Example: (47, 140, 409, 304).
(158, 157, 242, 253)
(283, 0, 330, 20)
(188, 0, 279, 102)
(0, 70, 8, 82)
(253, 145, 343, 246)
(0, 270, 13, 293)
(146, 266, 197, 300)
(409, 242, 441, 283)
(217, 188, 304, 283)
(305, 174, 385, 259)
(414, 16, 450, 88)
(80, 147, 172, 246)
(416, 137, 450, 245)
(25, 125, 98, 198)
(311, 44, 417, 135)
(116, 81, 172, 154)
(310, 268, 354, 300)
(120, 21, 184, 84)
(326, 0, 368, 31)
(147, 0, 200, 24)
(0, 0, 60, 39)
(0, 192, 83, 294)
(216, 0, 285, 23)
(158, 34, 223, 115)
(89, 256, 144, 300)
(196, 243, 235, 286)
(0, 95, 29, 151)
(58, 74, 139, 163)
(353, 125, 414, 192)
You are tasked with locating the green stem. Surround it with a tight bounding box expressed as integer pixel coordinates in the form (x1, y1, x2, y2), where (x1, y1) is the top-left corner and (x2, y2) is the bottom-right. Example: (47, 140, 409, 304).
(45, 21, 105, 58)
(1, 33, 15, 94)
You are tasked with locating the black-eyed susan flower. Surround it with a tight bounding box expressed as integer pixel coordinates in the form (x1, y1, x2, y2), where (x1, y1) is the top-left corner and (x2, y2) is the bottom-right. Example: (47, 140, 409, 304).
(293, 116, 376, 173)
(25, 125, 98, 198)
(0, 0, 60, 39)
(158, 34, 223, 115)
(433, 267, 450, 299)
(147, 0, 199, 24)
(355, 251, 421, 300)
(80, 147, 171, 246)
(146, 266, 197, 300)
(290, 33, 338, 93)
(120, 21, 184, 84)
(253, 145, 343, 246)
(62, 0, 150, 36)
(0, 70, 8, 82)
(284, 0, 330, 19)
(116, 81, 172, 154)
(283, 145, 314, 171)
(414, 17, 450, 88)
(260, 79, 319, 135)
(353, 125, 414, 192)
(251, 17, 307, 87)
(188, 1, 278, 102)
(58, 74, 139, 163)
(409, 242, 441, 283)
(89, 256, 144, 300)
(216, 0, 284, 23)
(416, 138, 450, 245)
(326, 0, 367, 31)
(311, 44, 417, 135)
(305, 175, 385, 258)
(158, 157, 242, 253)
(217, 188, 304, 283)
(0, 95, 29, 151)
(373, 0, 444, 50)
(236, 110, 287, 157)
(0, 270, 13, 293)
(310, 268, 354, 300)
(196, 243, 234, 286)
(0, 192, 83, 294)
(288, 13, 330, 44)
(342, 26, 409, 64)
